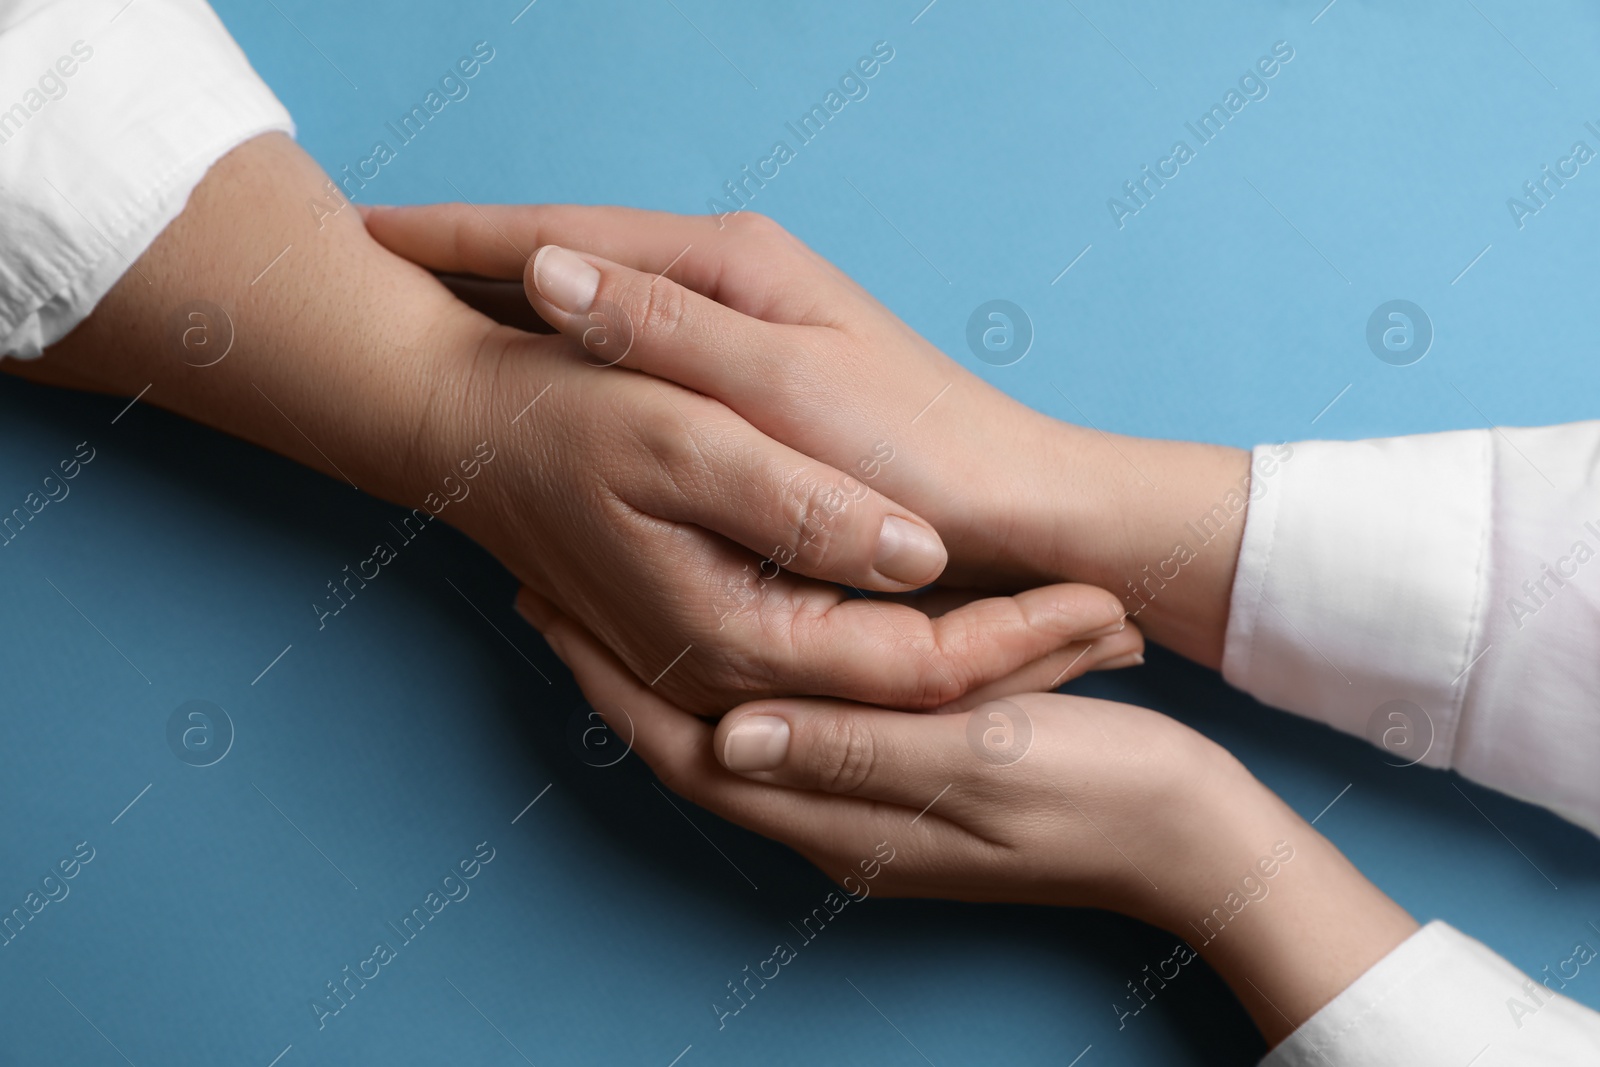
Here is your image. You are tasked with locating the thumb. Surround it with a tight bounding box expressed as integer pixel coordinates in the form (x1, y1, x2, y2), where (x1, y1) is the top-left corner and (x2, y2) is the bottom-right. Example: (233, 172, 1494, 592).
(524, 243, 808, 402)
(712, 697, 1014, 812)
(528, 244, 954, 592)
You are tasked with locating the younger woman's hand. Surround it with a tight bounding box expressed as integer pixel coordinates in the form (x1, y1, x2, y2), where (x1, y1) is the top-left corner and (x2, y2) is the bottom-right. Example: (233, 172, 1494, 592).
(522, 596, 1419, 1048)
(524, 586, 1233, 917)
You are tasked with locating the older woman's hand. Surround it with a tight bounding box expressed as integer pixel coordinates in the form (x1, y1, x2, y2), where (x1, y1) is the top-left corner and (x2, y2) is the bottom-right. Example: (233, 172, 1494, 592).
(363, 203, 1248, 668)
(17, 134, 1133, 716)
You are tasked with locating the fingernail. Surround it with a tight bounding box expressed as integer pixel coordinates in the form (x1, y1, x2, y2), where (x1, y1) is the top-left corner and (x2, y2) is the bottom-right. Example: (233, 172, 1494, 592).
(531, 245, 599, 314)
(874, 516, 946, 587)
(1079, 619, 1127, 642)
(1093, 651, 1145, 672)
(721, 715, 790, 772)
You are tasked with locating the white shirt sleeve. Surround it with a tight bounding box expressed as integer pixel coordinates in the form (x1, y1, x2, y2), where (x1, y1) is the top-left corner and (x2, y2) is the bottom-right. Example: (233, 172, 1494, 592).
(1260, 921, 1600, 1066)
(0, 0, 292, 359)
(1223, 421, 1600, 834)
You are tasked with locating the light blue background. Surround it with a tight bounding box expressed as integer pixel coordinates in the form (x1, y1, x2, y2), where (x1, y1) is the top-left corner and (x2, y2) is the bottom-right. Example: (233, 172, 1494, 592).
(3, 1, 1598, 1064)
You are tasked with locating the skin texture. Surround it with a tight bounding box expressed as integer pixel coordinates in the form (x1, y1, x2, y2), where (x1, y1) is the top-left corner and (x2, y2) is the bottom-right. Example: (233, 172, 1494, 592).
(6, 129, 1410, 1052)
(526, 597, 1419, 1049)
(363, 203, 1253, 668)
(8, 133, 1141, 716)
(366, 202, 1420, 1048)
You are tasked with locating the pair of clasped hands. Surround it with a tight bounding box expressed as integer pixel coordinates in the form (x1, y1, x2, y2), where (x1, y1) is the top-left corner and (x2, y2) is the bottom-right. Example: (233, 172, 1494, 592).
(352, 198, 1413, 1044)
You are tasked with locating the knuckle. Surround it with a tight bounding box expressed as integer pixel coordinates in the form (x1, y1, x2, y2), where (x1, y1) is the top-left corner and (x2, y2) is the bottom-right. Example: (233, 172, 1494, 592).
(659, 443, 709, 504)
(631, 275, 690, 341)
(725, 210, 786, 243)
(629, 399, 686, 458)
(709, 641, 780, 702)
(628, 402, 709, 495)
(782, 472, 853, 574)
(899, 650, 968, 710)
(807, 715, 877, 794)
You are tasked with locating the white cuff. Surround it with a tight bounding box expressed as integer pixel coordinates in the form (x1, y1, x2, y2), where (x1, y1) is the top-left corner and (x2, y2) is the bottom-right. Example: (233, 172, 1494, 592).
(0, 0, 293, 359)
(1222, 423, 1600, 834)
(1222, 430, 1492, 772)
(1261, 921, 1600, 1066)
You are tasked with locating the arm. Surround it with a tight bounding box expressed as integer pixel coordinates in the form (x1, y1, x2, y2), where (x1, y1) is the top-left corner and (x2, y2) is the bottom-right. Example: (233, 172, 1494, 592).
(15, 132, 459, 506)
(519, 597, 1411, 1050)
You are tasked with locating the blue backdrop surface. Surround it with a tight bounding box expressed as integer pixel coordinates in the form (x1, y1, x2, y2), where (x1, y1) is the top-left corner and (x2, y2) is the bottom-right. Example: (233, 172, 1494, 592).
(3, 1, 1599, 1064)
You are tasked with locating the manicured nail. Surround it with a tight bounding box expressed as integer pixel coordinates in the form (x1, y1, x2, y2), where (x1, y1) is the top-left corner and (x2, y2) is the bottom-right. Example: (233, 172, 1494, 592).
(874, 516, 946, 586)
(722, 715, 790, 772)
(1079, 619, 1127, 642)
(1093, 651, 1145, 672)
(531, 245, 599, 314)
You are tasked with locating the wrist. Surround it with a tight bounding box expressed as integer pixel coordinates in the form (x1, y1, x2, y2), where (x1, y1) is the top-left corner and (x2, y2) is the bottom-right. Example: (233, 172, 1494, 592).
(1139, 759, 1418, 1046)
(378, 319, 527, 545)
(963, 407, 1131, 587)
(990, 410, 1252, 667)
(33, 132, 484, 520)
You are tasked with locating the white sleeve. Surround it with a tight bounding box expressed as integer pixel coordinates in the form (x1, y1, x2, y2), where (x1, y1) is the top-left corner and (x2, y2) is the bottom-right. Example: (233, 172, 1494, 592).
(1222, 422, 1600, 834)
(0, 0, 292, 359)
(1260, 921, 1600, 1066)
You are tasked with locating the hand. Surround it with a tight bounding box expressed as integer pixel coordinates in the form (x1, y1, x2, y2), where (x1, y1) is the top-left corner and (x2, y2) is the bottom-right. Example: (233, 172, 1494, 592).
(437, 321, 1143, 714)
(362, 205, 1050, 586)
(362, 204, 1250, 667)
(18, 135, 1135, 716)
(524, 598, 1418, 1047)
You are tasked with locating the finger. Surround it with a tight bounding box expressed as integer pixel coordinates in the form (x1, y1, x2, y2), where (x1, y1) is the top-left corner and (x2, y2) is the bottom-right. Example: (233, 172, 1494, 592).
(360, 202, 539, 280)
(530, 603, 971, 859)
(512, 584, 561, 631)
(929, 624, 1146, 715)
(860, 586, 1145, 709)
(771, 581, 1129, 710)
(620, 400, 949, 591)
(523, 244, 840, 414)
(362, 203, 850, 323)
(530, 601, 713, 781)
(712, 694, 998, 812)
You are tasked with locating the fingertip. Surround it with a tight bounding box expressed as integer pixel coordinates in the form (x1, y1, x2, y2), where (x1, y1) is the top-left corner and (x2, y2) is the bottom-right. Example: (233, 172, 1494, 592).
(528, 245, 601, 316)
(357, 203, 403, 224)
(872, 514, 947, 589)
(513, 585, 556, 630)
(1092, 651, 1145, 671)
(719, 713, 791, 773)
(1085, 584, 1131, 631)
(1087, 618, 1145, 669)
(511, 588, 584, 672)
(1078, 618, 1128, 642)
(1030, 583, 1129, 637)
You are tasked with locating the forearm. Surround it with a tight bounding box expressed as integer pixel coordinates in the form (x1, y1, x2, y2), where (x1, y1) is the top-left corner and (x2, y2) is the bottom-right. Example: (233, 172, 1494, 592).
(10, 133, 477, 509)
(1140, 762, 1418, 1048)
